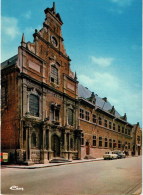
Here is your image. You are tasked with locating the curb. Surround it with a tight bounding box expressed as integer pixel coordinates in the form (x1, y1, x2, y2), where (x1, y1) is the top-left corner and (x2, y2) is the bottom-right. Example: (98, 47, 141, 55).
(2, 158, 104, 169)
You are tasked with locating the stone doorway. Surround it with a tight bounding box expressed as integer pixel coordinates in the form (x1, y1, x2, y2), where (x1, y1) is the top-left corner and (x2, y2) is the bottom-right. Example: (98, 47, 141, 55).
(86, 141, 90, 155)
(138, 146, 140, 155)
(52, 135, 60, 157)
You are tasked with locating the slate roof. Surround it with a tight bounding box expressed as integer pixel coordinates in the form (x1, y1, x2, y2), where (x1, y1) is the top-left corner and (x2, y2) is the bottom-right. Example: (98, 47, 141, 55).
(1, 55, 18, 70)
(78, 83, 121, 118)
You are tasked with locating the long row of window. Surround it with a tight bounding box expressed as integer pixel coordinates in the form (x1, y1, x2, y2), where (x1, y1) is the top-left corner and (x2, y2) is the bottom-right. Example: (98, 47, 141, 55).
(80, 109, 131, 136)
(81, 133, 130, 149)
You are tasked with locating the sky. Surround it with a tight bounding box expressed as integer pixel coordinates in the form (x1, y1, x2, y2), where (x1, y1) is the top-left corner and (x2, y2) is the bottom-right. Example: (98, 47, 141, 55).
(1, 0, 142, 126)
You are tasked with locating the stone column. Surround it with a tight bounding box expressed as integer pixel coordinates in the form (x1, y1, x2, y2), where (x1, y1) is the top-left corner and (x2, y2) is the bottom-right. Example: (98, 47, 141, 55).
(64, 132, 67, 151)
(77, 131, 81, 160)
(40, 128, 48, 164)
(48, 130, 53, 160)
(63, 131, 68, 159)
(68, 133, 72, 161)
(29, 129, 32, 161)
(25, 125, 33, 165)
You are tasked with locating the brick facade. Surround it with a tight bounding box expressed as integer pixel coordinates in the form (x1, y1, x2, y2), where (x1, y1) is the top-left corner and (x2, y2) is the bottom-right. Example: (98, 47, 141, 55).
(1, 3, 141, 164)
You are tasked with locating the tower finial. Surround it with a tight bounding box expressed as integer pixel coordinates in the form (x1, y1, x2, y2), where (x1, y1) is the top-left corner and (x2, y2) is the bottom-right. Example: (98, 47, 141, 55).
(74, 71, 77, 80)
(21, 33, 26, 47)
(21, 33, 25, 43)
(53, 2, 56, 13)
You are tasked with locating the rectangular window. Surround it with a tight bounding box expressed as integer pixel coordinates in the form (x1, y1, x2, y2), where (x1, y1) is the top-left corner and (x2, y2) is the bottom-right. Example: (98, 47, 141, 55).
(85, 111, 89, 121)
(104, 120, 107, 128)
(113, 123, 116, 130)
(128, 129, 131, 136)
(109, 139, 112, 148)
(99, 137, 102, 147)
(113, 140, 116, 148)
(125, 129, 127, 134)
(99, 117, 102, 125)
(51, 65, 58, 84)
(104, 138, 108, 147)
(122, 127, 124, 134)
(93, 114, 96, 123)
(80, 109, 84, 119)
(118, 140, 121, 149)
(118, 125, 120, 132)
(109, 121, 112, 129)
(81, 133, 84, 145)
(68, 109, 73, 126)
(93, 136, 96, 146)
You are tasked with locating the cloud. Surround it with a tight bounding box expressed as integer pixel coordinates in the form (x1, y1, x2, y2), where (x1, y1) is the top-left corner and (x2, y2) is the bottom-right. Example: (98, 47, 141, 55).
(1, 16, 20, 40)
(90, 56, 114, 67)
(78, 71, 142, 124)
(109, 0, 133, 7)
(23, 10, 31, 19)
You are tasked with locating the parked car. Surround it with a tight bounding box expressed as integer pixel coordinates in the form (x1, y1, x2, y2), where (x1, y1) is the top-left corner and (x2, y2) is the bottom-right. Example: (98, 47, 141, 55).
(103, 151, 118, 160)
(114, 151, 126, 159)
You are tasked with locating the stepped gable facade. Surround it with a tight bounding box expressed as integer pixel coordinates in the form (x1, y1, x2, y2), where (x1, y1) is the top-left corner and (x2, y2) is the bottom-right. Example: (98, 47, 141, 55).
(1, 3, 140, 164)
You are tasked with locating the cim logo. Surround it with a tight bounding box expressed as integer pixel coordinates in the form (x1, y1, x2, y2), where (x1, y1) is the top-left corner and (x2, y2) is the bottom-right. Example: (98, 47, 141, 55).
(10, 185, 24, 191)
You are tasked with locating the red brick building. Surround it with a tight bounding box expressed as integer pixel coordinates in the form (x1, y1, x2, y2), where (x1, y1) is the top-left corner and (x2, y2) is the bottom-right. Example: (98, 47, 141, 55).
(1, 3, 141, 164)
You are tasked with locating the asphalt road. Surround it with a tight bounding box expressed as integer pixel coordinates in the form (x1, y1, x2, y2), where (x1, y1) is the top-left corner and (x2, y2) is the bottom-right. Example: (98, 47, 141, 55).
(1, 156, 142, 195)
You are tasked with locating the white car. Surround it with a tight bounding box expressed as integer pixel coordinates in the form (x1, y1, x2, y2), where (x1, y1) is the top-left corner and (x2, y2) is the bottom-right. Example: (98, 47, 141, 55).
(103, 151, 118, 160)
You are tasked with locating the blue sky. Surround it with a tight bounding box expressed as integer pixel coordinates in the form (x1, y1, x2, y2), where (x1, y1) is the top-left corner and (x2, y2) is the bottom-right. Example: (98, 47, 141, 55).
(1, 0, 142, 125)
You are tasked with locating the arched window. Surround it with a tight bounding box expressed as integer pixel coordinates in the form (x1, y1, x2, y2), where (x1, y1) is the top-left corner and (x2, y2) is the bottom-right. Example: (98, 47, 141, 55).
(51, 65, 58, 84)
(31, 133, 36, 148)
(29, 94, 39, 117)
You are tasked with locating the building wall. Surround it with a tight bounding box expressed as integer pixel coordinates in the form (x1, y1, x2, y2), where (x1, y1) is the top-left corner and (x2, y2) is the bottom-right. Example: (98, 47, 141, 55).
(1, 67, 20, 162)
(79, 103, 132, 159)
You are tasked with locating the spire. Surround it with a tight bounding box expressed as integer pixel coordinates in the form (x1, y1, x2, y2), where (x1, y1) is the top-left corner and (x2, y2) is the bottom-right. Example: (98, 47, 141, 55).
(21, 33, 26, 47)
(21, 33, 25, 43)
(74, 71, 77, 80)
(53, 2, 56, 13)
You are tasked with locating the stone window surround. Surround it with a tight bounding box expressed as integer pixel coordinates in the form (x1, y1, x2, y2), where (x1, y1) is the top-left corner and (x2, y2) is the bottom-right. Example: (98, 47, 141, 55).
(92, 114, 96, 123)
(92, 135, 96, 147)
(80, 108, 84, 119)
(85, 111, 90, 121)
(49, 62, 60, 86)
(67, 104, 75, 127)
(27, 88, 41, 118)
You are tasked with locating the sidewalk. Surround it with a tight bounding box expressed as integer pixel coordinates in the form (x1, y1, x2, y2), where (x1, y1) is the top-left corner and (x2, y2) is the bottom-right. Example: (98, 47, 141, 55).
(1, 158, 103, 169)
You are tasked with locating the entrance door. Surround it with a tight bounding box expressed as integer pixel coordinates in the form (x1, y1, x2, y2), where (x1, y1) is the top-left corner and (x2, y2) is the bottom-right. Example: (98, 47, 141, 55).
(86, 142, 90, 155)
(52, 135, 60, 157)
(138, 146, 140, 156)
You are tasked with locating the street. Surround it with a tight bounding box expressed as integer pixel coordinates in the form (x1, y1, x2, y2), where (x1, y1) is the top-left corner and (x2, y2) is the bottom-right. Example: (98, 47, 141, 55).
(1, 156, 142, 195)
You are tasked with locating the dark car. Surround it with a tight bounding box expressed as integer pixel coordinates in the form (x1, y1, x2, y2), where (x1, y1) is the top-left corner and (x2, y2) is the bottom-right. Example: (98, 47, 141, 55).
(114, 151, 126, 159)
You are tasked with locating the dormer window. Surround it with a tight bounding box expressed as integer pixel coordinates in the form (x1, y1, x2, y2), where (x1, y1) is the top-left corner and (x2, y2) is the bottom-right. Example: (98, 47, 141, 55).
(51, 65, 58, 84)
